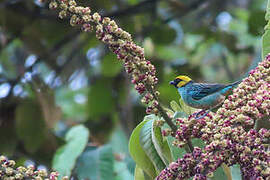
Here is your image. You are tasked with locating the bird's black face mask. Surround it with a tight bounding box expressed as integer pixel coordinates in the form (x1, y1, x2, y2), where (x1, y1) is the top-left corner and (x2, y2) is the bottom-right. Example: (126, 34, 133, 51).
(169, 79, 181, 88)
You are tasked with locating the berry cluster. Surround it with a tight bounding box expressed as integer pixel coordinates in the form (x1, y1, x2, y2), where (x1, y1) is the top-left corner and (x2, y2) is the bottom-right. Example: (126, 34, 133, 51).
(0, 155, 68, 180)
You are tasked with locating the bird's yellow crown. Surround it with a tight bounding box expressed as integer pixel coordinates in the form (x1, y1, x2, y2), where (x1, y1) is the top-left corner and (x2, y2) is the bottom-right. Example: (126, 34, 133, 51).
(174, 75, 193, 87)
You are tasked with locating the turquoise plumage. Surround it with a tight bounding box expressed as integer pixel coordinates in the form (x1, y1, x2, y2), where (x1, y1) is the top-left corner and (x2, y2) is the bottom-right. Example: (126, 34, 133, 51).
(170, 75, 240, 118)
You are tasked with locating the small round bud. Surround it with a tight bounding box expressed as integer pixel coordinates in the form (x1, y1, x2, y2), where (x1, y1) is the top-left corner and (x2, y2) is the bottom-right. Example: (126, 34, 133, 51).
(49, 1, 58, 9)
(59, 10, 67, 19)
(59, 3, 68, 10)
(92, 13, 101, 23)
(68, 0, 76, 6)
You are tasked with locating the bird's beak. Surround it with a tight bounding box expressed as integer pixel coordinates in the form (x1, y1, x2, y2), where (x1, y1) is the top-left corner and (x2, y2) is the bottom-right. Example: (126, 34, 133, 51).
(170, 80, 175, 86)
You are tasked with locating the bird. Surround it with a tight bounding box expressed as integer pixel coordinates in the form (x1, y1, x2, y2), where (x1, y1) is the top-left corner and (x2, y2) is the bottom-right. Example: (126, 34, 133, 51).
(170, 75, 241, 119)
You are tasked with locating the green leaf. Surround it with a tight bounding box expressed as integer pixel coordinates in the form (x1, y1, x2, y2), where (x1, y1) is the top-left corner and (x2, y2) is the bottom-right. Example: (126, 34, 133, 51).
(179, 98, 196, 115)
(166, 136, 186, 161)
(101, 54, 122, 77)
(191, 138, 205, 148)
(230, 164, 242, 180)
(52, 125, 89, 177)
(164, 107, 175, 118)
(160, 123, 186, 161)
(173, 111, 188, 119)
(134, 165, 152, 180)
(212, 167, 227, 180)
(222, 164, 232, 180)
(134, 165, 145, 180)
(75, 145, 114, 180)
(129, 116, 156, 178)
(139, 116, 166, 173)
(170, 100, 181, 112)
(248, 10, 266, 36)
(15, 99, 46, 153)
(262, 0, 270, 58)
(152, 121, 173, 164)
(262, 28, 270, 58)
(265, 0, 270, 21)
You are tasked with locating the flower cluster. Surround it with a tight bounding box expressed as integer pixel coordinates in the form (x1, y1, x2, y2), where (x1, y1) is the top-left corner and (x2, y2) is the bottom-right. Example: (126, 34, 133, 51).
(157, 54, 270, 179)
(0, 155, 69, 180)
(49, 0, 160, 114)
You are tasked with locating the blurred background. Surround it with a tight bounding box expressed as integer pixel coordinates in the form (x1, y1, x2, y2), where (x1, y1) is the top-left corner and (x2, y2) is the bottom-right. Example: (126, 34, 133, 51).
(0, 0, 266, 179)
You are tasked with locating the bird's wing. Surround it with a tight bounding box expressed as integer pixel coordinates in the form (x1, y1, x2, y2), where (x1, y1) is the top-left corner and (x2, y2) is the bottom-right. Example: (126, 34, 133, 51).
(187, 83, 226, 100)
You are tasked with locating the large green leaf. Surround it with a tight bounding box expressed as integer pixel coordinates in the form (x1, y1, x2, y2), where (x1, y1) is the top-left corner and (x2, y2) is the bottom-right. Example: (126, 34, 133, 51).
(129, 116, 156, 178)
(262, 28, 270, 58)
(166, 136, 186, 161)
(230, 164, 241, 180)
(170, 100, 181, 112)
(75, 144, 114, 180)
(15, 99, 46, 153)
(52, 125, 89, 177)
(265, 0, 270, 21)
(134, 165, 152, 180)
(222, 164, 232, 180)
(212, 167, 227, 180)
(134, 165, 145, 180)
(139, 117, 166, 173)
(191, 138, 205, 148)
(179, 98, 196, 115)
(152, 120, 173, 165)
(161, 123, 186, 161)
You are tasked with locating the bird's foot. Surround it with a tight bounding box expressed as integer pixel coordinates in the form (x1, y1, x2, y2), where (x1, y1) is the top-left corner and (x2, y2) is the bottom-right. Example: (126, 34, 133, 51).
(190, 110, 205, 118)
(193, 110, 210, 119)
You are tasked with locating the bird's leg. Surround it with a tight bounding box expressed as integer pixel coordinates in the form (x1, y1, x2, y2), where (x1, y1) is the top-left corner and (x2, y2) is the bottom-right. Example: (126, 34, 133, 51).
(195, 105, 220, 119)
(191, 109, 206, 119)
(195, 109, 210, 119)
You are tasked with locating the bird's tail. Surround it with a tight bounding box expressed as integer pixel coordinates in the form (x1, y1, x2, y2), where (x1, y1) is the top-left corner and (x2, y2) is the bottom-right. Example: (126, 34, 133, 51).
(229, 80, 242, 87)
(221, 80, 242, 95)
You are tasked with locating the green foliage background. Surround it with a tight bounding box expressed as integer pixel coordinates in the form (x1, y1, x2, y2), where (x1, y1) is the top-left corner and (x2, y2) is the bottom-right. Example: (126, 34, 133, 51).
(0, 0, 267, 179)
